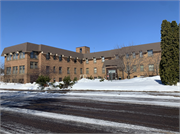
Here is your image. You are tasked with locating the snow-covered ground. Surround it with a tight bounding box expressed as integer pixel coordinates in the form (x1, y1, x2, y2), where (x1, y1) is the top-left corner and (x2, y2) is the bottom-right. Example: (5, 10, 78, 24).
(0, 76, 180, 92)
(72, 76, 180, 92)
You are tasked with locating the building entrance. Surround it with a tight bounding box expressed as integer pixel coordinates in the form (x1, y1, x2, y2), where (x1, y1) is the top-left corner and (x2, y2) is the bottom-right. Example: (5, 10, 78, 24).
(108, 70, 116, 80)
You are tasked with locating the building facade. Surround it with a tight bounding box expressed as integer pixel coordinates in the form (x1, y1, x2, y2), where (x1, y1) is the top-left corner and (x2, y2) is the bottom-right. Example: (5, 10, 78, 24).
(1, 42, 161, 83)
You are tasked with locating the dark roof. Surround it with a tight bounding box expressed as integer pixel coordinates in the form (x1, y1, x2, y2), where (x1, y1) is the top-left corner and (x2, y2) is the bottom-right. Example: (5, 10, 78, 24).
(39, 44, 84, 58)
(1, 42, 84, 58)
(1, 42, 161, 59)
(1, 42, 38, 56)
(84, 42, 161, 59)
(102, 59, 123, 68)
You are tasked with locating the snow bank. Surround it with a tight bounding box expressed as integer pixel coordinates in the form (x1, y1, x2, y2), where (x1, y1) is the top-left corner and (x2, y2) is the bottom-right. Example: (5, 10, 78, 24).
(0, 76, 180, 91)
(0, 82, 40, 90)
(72, 76, 180, 91)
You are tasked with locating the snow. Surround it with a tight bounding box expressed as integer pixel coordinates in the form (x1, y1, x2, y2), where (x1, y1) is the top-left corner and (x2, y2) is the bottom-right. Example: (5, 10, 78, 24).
(0, 82, 40, 90)
(1, 106, 179, 134)
(72, 76, 180, 92)
(0, 76, 180, 92)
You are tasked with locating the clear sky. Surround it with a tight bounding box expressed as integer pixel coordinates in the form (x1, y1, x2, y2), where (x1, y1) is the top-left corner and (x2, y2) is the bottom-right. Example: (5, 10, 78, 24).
(1, 1, 179, 62)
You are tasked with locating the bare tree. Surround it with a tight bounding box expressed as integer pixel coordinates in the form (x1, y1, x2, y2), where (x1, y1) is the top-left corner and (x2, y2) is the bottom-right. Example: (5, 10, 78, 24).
(28, 65, 55, 83)
(143, 53, 161, 76)
(115, 43, 144, 79)
(0, 60, 4, 82)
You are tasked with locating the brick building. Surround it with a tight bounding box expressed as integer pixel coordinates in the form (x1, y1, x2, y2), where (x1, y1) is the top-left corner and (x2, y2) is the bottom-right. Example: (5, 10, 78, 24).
(1, 42, 161, 83)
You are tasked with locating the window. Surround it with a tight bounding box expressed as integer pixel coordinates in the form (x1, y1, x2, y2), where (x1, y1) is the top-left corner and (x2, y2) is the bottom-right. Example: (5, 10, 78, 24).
(59, 78, 62, 82)
(53, 55, 56, 60)
(30, 62, 38, 69)
(67, 67, 70, 74)
(80, 59, 83, 64)
(133, 65, 136, 72)
(74, 58, 77, 63)
(86, 68, 89, 74)
(15, 53, 18, 60)
(13, 53, 16, 60)
(19, 52, 25, 59)
(30, 51, 38, 59)
(53, 78, 56, 82)
(80, 48, 82, 53)
(12, 53, 18, 60)
(149, 64, 154, 71)
(19, 65, 25, 74)
(139, 51, 143, 58)
(6, 67, 11, 75)
(126, 54, 129, 59)
(148, 50, 153, 57)
(80, 68, 83, 74)
(59, 67, 62, 74)
(67, 56, 70, 62)
(102, 68, 105, 74)
(140, 65, 144, 72)
(74, 68, 76, 74)
(94, 67, 97, 74)
(6, 54, 12, 61)
(46, 66, 50, 73)
(102, 56, 105, 62)
(93, 57, 96, 63)
(86, 58, 88, 64)
(133, 52, 136, 58)
(115, 55, 119, 59)
(13, 66, 18, 74)
(46, 53, 50, 60)
(53, 66, 56, 73)
(59, 55, 62, 61)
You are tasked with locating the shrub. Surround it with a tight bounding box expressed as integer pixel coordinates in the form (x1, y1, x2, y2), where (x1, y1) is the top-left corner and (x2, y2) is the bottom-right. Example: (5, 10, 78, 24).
(100, 78, 104, 82)
(98, 76, 102, 79)
(59, 83, 64, 89)
(63, 76, 71, 88)
(89, 75, 93, 80)
(73, 77, 77, 83)
(36, 75, 51, 89)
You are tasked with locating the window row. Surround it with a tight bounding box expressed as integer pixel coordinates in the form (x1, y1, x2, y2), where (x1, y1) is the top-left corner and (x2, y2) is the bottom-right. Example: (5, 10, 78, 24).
(46, 53, 83, 64)
(6, 52, 25, 61)
(86, 56, 105, 64)
(46, 66, 83, 74)
(116, 50, 153, 59)
(86, 67, 106, 74)
(131, 64, 155, 72)
(6, 65, 25, 75)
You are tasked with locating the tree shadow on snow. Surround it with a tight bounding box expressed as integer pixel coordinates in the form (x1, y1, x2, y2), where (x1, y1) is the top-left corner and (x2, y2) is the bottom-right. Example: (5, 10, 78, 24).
(154, 80, 164, 85)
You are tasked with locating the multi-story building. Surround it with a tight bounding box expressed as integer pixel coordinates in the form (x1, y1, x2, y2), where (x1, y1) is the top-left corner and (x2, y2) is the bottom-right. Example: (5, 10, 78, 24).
(1, 42, 161, 83)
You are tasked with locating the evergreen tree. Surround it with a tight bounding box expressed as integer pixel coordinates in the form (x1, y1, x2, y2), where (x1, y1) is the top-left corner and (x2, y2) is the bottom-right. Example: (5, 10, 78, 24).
(160, 20, 179, 85)
(171, 21, 179, 84)
(160, 20, 171, 85)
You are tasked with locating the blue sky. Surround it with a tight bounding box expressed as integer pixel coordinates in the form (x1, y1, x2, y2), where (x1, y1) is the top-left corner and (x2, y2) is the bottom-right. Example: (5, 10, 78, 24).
(1, 1, 179, 61)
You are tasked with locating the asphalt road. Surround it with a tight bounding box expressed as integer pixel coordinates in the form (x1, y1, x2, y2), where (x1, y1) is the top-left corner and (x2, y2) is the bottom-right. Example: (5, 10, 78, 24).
(1, 91, 179, 133)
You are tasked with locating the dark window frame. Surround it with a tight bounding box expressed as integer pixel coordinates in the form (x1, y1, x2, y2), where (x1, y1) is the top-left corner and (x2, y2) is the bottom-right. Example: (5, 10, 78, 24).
(59, 67, 62, 74)
(59, 55, 62, 61)
(46, 53, 50, 60)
